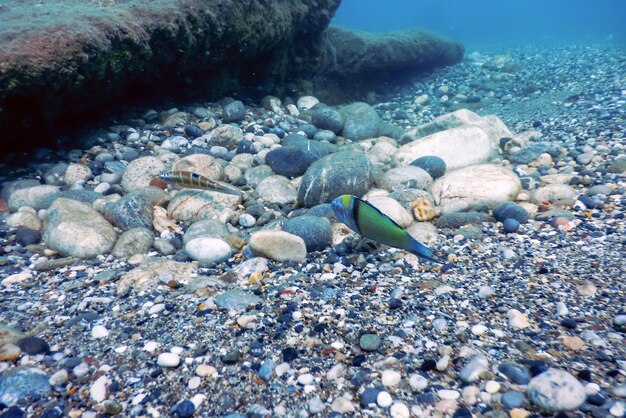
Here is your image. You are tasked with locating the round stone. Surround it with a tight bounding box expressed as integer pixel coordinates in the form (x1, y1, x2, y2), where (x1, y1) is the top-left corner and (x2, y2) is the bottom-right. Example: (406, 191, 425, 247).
(157, 352, 180, 368)
(381, 369, 401, 387)
(359, 334, 381, 351)
(493, 202, 529, 223)
(390, 402, 410, 418)
(410, 155, 447, 179)
(184, 237, 231, 266)
(377, 391, 393, 408)
(527, 369, 586, 412)
(91, 325, 109, 339)
(503, 218, 520, 233)
(17, 336, 50, 355)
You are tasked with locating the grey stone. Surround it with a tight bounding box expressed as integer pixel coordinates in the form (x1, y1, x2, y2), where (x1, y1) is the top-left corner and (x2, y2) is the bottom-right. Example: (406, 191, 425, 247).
(310, 104, 344, 133)
(339, 102, 382, 141)
(222, 100, 246, 123)
(265, 146, 319, 178)
(111, 227, 154, 258)
(527, 369, 586, 412)
(214, 289, 261, 310)
(282, 215, 332, 252)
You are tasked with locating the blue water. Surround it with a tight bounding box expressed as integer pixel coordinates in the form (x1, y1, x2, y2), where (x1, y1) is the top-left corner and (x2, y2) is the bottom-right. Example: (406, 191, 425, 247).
(332, 0, 626, 47)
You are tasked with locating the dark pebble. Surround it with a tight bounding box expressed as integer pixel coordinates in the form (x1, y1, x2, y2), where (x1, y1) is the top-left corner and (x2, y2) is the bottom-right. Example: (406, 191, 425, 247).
(410, 155, 446, 179)
(493, 202, 529, 223)
(577, 369, 592, 381)
(560, 318, 578, 329)
(17, 336, 50, 355)
(184, 125, 204, 139)
(282, 347, 298, 362)
(578, 194, 597, 209)
(586, 393, 606, 406)
(172, 400, 196, 418)
(498, 362, 531, 384)
(15, 227, 42, 246)
(361, 387, 382, 407)
(388, 298, 403, 309)
(420, 358, 437, 372)
(503, 218, 520, 233)
(299, 123, 318, 138)
(0, 407, 24, 418)
(40, 407, 63, 418)
(501, 391, 526, 408)
(352, 354, 366, 366)
(236, 140, 255, 154)
(452, 407, 473, 418)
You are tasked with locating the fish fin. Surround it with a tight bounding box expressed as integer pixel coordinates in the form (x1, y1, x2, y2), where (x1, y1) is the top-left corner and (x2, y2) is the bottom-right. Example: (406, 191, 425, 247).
(406, 239, 444, 264)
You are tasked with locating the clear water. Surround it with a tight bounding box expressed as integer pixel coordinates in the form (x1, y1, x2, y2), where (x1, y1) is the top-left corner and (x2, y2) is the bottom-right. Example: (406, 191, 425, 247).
(332, 0, 626, 47)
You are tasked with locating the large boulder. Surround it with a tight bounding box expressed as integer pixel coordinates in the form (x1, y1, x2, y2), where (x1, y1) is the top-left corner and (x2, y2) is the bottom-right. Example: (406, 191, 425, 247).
(431, 164, 521, 214)
(394, 126, 494, 170)
(297, 151, 375, 207)
(44, 198, 117, 258)
(0, 0, 341, 152)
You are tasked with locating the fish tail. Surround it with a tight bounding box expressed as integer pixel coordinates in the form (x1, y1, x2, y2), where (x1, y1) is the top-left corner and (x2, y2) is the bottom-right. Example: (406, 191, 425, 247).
(406, 238, 444, 264)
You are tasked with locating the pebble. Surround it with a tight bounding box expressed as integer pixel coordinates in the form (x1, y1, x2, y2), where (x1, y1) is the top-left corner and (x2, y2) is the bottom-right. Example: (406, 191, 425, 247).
(331, 396, 355, 413)
(172, 400, 195, 418)
(359, 333, 381, 351)
(90, 375, 110, 402)
(390, 402, 411, 418)
(526, 369, 586, 412)
(502, 391, 526, 408)
(409, 373, 429, 392)
(460, 354, 489, 383)
(438, 389, 460, 400)
(377, 391, 393, 407)
(91, 325, 110, 339)
(381, 369, 401, 387)
(485, 380, 500, 393)
(157, 352, 180, 368)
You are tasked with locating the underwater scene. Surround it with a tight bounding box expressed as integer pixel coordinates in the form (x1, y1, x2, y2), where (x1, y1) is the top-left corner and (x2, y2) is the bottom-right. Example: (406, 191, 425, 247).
(0, 0, 625, 416)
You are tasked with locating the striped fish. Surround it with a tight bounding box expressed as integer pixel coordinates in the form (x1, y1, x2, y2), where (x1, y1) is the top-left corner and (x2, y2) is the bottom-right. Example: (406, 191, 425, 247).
(158, 170, 242, 196)
(331, 194, 443, 264)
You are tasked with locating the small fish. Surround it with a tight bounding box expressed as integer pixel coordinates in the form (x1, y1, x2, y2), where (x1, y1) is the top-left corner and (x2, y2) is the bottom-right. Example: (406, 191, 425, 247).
(331, 194, 443, 264)
(158, 170, 242, 196)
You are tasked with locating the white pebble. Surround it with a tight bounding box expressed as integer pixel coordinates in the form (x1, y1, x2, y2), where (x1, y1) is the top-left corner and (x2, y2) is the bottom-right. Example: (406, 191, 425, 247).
(195, 364, 217, 377)
(114, 345, 127, 354)
(462, 385, 480, 405)
(585, 382, 600, 395)
(409, 373, 428, 392)
(191, 394, 206, 408)
(90, 375, 110, 402)
(330, 396, 355, 413)
(308, 397, 324, 414)
(556, 301, 569, 316)
(143, 341, 159, 353)
(275, 362, 291, 377)
(485, 380, 500, 393)
(298, 373, 314, 385)
(478, 285, 494, 298)
(610, 401, 625, 417)
(381, 369, 401, 387)
(471, 324, 488, 336)
(436, 355, 450, 371)
(390, 402, 410, 418)
(73, 362, 90, 378)
(170, 346, 184, 355)
(438, 389, 460, 400)
(49, 369, 68, 386)
(188, 376, 201, 390)
(377, 391, 393, 407)
(157, 352, 180, 367)
(91, 325, 109, 339)
(148, 303, 166, 315)
(239, 213, 256, 227)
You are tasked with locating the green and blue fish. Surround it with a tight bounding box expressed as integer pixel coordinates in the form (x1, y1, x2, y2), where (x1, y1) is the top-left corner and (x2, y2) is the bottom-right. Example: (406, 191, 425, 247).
(331, 194, 443, 264)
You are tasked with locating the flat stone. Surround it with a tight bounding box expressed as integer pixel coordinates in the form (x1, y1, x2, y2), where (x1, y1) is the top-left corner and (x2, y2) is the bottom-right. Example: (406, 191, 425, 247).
(527, 369, 586, 412)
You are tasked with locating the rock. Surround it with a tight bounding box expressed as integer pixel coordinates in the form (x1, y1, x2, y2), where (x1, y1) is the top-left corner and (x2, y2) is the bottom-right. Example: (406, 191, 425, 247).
(7, 208, 43, 231)
(368, 140, 397, 165)
(222, 100, 246, 122)
(526, 369, 586, 412)
(410, 156, 447, 179)
(172, 154, 223, 180)
(111, 227, 154, 258)
(249, 230, 307, 263)
(0, 367, 50, 407)
(459, 354, 489, 383)
(8, 185, 60, 212)
(15, 227, 42, 246)
(282, 133, 334, 157)
(208, 125, 245, 150)
(282, 215, 332, 252)
(607, 155, 626, 173)
(359, 333, 381, 351)
(103, 187, 169, 230)
(265, 146, 319, 178)
(215, 289, 261, 310)
(183, 219, 230, 244)
(493, 202, 528, 223)
(185, 237, 232, 266)
(507, 309, 530, 330)
(64, 163, 92, 185)
(310, 104, 344, 133)
(297, 96, 320, 111)
(157, 352, 180, 368)
(503, 218, 520, 233)
(510, 143, 562, 164)
(394, 126, 494, 170)
(257, 175, 298, 205)
(532, 184, 577, 203)
(116, 259, 196, 294)
(121, 156, 166, 192)
(244, 165, 273, 188)
(41, 190, 102, 209)
(167, 189, 239, 222)
(298, 151, 374, 207)
(0, 325, 25, 347)
(431, 164, 521, 214)
(401, 109, 510, 149)
(365, 196, 413, 228)
(0, 343, 21, 361)
(339, 102, 382, 141)
(17, 336, 50, 355)
(498, 362, 531, 385)
(1, 179, 41, 202)
(384, 166, 433, 191)
(44, 198, 117, 258)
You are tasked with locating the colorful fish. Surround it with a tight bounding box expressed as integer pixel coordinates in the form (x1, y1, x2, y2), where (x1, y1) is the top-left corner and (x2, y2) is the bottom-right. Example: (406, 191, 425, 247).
(330, 194, 443, 264)
(158, 170, 242, 196)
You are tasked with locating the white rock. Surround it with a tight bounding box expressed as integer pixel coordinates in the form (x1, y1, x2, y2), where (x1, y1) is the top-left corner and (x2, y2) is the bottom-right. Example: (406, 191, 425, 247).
(507, 309, 530, 330)
(532, 184, 577, 203)
(256, 175, 298, 205)
(381, 369, 401, 387)
(184, 237, 231, 266)
(459, 354, 489, 383)
(157, 352, 180, 368)
(409, 373, 429, 392)
(527, 369, 586, 412)
(330, 396, 355, 413)
(121, 156, 165, 192)
(144, 341, 159, 353)
(90, 375, 110, 402)
(195, 364, 217, 377)
(438, 389, 460, 400)
(49, 369, 69, 386)
(395, 126, 494, 170)
(172, 154, 223, 181)
(297, 96, 320, 111)
(7, 185, 60, 211)
(478, 285, 494, 298)
(390, 402, 411, 418)
(64, 163, 92, 184)
(431, 164, 521, 214)
(188, 376, 201, 390)
(298, 373, 314, 385)
(73, 362, 90, 377)
(2, 271, 32, 287)
(485, 380, 500, 393)
(249, 230, 307, 263)
(610, 401, 625, 417)
(91, 325, 110, 339)
(462, 385, 480, 405)
(43, 198, 117, 258)
(377, 391, 393, 407)
(472, 324, 488, 336)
